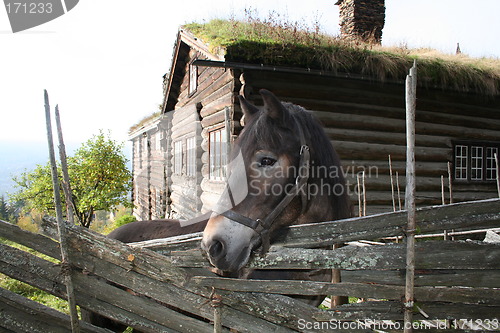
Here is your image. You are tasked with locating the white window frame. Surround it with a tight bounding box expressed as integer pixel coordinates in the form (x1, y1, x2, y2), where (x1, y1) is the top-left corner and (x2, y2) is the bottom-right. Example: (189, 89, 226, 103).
(186, 136, 196, 177)
(209, 127, 227, 181)
(174, 140, 183, 175)
(455, 145, 468, 180)
(454, 142, 499, 182)
(189, 60, 198, 96)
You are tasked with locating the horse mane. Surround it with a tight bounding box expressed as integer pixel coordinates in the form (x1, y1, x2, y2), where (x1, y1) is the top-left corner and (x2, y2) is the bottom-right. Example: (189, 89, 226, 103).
(236, 101, 352, 222)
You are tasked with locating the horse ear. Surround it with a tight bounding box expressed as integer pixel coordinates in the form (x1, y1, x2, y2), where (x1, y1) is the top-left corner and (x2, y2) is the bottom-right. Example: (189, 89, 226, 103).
(238, 95, 259, 125)
(260, 89, 289, 123)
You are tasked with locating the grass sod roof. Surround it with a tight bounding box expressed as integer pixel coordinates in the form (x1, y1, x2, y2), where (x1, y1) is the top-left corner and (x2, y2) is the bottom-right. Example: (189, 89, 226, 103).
(183, 19, 500, 96)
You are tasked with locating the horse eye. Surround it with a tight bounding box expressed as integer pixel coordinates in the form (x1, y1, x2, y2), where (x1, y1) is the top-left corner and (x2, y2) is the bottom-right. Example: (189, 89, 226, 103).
(259, 157, 277, 167)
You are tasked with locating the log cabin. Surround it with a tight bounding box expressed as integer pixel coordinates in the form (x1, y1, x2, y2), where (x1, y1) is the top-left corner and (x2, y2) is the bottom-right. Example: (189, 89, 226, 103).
(129, 17, 500, 220)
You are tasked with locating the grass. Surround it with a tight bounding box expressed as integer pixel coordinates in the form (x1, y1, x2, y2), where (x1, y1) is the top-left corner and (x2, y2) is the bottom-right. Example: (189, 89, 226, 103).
(182, 16, 500, 95)
(0, 209, 129, 318)
(129, 111, 161, 134)
(0, 237, 70, 315)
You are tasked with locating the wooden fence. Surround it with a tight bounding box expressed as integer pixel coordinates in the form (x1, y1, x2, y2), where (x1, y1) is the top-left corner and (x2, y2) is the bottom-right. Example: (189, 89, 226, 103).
(0, 198, 499, 332)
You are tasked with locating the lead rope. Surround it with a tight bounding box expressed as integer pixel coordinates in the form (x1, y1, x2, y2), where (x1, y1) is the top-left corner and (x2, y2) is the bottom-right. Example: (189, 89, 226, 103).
(210, 287, 222, 333)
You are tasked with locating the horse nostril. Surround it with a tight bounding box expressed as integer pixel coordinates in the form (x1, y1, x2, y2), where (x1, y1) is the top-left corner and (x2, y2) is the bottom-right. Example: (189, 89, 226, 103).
(208, 239, 225, 259)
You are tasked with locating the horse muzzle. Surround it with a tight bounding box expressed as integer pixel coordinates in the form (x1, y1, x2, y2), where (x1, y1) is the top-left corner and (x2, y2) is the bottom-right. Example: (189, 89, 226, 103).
(201, 214, 258, 272)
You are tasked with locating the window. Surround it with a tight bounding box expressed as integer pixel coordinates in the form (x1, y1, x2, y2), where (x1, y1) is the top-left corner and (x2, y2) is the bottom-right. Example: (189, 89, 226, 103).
(209, 127, 227, 180)
(186, 137, 196, 177)
(174, 140, 183, 175)
(486, 147, 499, 181)
(189, 60, 198, 96)
(454, 142, 499, 182)
(455, 145, 468, 180)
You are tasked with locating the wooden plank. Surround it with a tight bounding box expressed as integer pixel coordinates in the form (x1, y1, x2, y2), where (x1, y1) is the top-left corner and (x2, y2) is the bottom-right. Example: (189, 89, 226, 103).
(334, 140, 450, 162)
(272, 198, 500, 247)
(138, 199, 500, 253)
(0, 287, 111, 333)
(1, 239, 287, 333)
(0, 243, 202, 332)
(313, 301, 500, 322)
(170, 241, 500, 271)
(190, 277, 500, 305)
(0, 220, 61, 260)
(342, 269, 500, 288)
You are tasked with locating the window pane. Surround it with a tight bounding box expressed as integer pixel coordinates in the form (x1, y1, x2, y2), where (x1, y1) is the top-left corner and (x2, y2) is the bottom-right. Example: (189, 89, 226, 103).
(471, 146, 483, 180)
(455, 145, 468, 180)
(186, 137, 196, 177)
(486, 147, 498, 181)
(174, 141, 182, 175)
(189, 63, 197, 95)
(209, 128, 227, 180)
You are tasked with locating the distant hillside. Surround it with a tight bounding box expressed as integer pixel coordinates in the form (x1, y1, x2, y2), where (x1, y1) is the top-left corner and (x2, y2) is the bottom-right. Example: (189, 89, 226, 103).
(0, 142, 49, 196)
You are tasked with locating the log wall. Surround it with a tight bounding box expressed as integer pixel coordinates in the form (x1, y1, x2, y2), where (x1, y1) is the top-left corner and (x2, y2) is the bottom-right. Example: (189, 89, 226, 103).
(170, 49, 239, 215)
(130, 113, 172, 221)
(240, 70, 500, 215)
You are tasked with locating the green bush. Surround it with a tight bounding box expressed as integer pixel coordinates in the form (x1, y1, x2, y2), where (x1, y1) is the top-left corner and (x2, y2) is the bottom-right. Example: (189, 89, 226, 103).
(114, 214, 136, 228)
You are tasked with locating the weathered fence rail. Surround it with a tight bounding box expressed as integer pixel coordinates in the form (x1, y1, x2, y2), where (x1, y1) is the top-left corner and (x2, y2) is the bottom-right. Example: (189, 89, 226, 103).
(0, 198, 499, 332)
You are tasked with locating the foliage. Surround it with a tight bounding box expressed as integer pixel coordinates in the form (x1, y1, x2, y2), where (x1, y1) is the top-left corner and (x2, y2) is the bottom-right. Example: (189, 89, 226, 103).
(16, 213, 41, 233)
(10, 131, 132, 228)
(114, 214, 137, 229)
(183, 16, 500, 95)
(0, 195, 14, 222)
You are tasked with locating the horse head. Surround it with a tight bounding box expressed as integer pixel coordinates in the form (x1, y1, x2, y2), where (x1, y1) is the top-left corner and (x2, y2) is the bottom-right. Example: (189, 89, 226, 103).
(201, 89, 350, 273)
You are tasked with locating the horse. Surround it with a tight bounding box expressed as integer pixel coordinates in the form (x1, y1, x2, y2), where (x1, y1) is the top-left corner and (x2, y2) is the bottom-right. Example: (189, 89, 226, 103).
(82, 89, 351, 331)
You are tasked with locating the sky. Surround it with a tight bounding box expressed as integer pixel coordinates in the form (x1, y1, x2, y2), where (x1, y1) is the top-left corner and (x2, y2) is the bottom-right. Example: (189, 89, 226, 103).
(0, 0, 499, 148)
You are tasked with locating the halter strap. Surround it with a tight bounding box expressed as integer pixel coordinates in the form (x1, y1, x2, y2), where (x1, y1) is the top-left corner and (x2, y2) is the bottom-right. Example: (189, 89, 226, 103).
(220, 118, 310, 255)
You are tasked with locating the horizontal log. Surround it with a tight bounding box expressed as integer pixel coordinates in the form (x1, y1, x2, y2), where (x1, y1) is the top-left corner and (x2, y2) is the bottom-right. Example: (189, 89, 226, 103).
(0, 287, 109, 333)
(342, 269, 500, 288)
(135, 199, 500, 254)
(274, 198, 500, 247)
(200, 94, 233, 120)
(313, 108, 500, 142)
(0, 243, 219, 332)
(179, 72, 233, 110)
(190, 277, 500, 305)
(171, 241, 500, 270)
(0, 236, 284, 333)
(313, 301, 500, 322)
(244, 70, 499, 119)
(325, 127, 449, 148)
(0, 220, 61, 260)
(171, 104, 198, 127)
(334, 139, 450, 162)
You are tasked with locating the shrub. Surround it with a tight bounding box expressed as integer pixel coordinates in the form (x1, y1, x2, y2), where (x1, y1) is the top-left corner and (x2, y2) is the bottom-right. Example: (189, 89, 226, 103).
(114, 214, 136, 229)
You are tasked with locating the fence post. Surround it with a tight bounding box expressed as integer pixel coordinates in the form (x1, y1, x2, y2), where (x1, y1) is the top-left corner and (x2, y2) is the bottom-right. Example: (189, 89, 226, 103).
(44, 90, 80, 333)
(54, 105, 76, 225)
(404, 61, 417, 333)
(389, 155, 396, 212)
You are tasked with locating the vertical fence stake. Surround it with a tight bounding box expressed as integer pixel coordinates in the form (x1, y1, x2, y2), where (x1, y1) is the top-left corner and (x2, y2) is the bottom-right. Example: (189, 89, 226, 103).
(396, 171, 402, 211)
(447, 161, 453, 204)
(44, 90, 80, 333)
(55, 105, 76, 225)
(210, 287, 222, 333)
(357, 174, 362, 217)
(441, 175, 445, 205)
(404, 61, 417, 333)
(389, 155, 396, 212)
(495, 153, 500, 198)
(362, 170, 366, 217)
